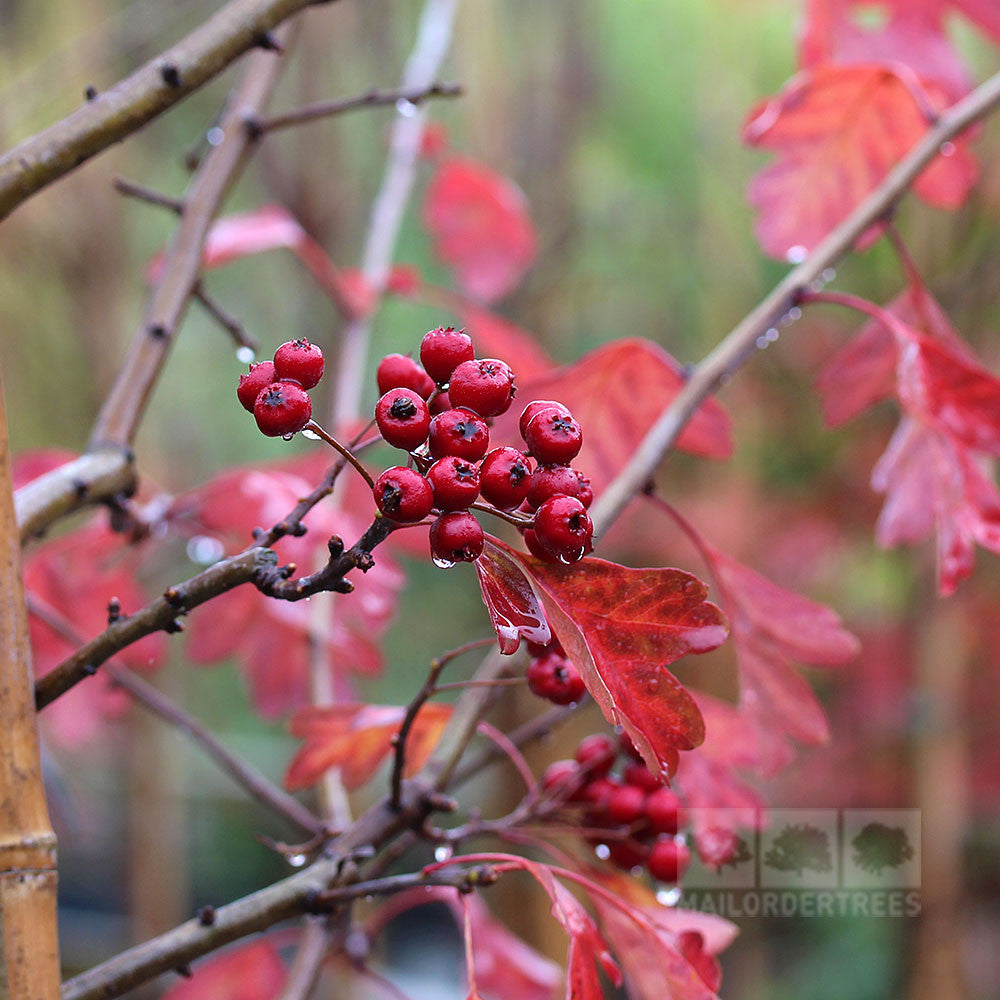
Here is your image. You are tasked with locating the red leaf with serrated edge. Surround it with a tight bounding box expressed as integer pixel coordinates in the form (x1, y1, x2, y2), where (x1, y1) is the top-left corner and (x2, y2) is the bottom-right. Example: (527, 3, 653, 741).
(423, 157, 538, 303)
(476, 542, 551, 654)
(815, 283, 967, 427)
(744, 65, 977, 261)
(161, 941, 286, 1000)
(487, 539, 727, 776)
(491, 339, 733, 494)
(285, 702, 451, 790)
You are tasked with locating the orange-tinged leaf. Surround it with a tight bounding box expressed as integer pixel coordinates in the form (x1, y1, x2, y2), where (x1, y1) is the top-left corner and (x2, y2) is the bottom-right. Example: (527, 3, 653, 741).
(285, 703, 452, 790)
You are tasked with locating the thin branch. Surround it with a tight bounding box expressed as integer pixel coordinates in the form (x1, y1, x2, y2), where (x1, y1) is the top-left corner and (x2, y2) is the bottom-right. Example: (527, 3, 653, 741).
(193, 284, 259, 353)
(589, 67, 1000, 536)
(113, 177, 184, 214)
(255, 81, 463, 133)
(0, 0, 326, 221)
(277, 920, 336, 1000)
(304, 421, 375, 489)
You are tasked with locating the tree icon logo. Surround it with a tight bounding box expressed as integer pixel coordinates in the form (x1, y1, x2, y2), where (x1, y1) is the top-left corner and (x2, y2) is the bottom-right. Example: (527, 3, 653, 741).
(851, 823, 915, 875)
(764, 824, 833, 875)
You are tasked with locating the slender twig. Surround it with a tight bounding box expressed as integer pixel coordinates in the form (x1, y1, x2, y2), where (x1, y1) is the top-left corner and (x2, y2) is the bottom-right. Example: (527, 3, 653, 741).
(276, 920, 335, 1000)
(304, 421, 375, 489)
(254, 81, 463, 132)
(469, 502, 533, 528)
(113, 177, 184, 214)
(193, 284, 259, 353)
(589, 67, 1000, 536)
(0, 0, 325, 221)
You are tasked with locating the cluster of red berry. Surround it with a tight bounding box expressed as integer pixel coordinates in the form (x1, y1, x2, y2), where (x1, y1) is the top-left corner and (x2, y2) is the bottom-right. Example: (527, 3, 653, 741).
(371, 326, 595, 566)
(543, 732, 691, 884)
(237, 339, 325, 436)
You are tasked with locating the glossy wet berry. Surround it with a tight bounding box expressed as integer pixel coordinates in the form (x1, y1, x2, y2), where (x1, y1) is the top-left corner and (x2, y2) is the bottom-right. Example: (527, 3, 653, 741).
(623, 763, 663, 793)
(479, 447, 532, 509)
(522, 527, 560, 563)
(273, 338, 325, 389)
(376, 353, 435, 398)
(430, 389, 452, 415)
(420, 326, 475, 384)
(519, 399, 570, 440)
(575, 471, 594, 509)
(526, 464, 583, 509)
(237, 361, 276, 412)
(607, 839, 649, 872)
(606, 784, 647, 826)
(429, 510, 484, 563)
(375, 388, 431, 451)
(645, 788, 684, 835)
(575, 734, 617, 778)
(426, 456, 481, 511)
(542, 759, 581, 795)
(253, 381, 312, 437)
(647, 837, 690, 884)
(428, 407, 490, 461)
(448, 358, 516, 417)
(523, 406, 583, 464)
(372, 467, 434, 523)
(526, 652, 585, 705)
(533, 495, 593, 561)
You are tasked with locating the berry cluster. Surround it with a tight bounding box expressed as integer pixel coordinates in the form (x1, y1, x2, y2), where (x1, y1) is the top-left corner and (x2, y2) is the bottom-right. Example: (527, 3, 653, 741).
(542, 732, 691, 884)
(238, 339, 325, 437)
(372, 326, 595, 566)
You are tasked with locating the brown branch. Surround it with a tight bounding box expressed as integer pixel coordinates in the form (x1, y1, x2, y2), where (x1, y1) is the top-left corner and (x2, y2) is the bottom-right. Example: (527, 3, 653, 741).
(192, 284, 259, 353)
(589, 67, 1000, 536)
(0, 0, 328, 222)
(277, 920, 336, 1000)
(0, 380, 61, 1000)
(112, 177, 184, 214)
(255, 81, 463, 132)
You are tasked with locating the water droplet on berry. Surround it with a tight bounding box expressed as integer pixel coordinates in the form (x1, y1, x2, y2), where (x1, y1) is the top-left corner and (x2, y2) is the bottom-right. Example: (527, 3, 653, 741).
(656, 887, 682, 906)
(287, 853, 306, 868)
(235, 346, 256, 364)
(300, 428, 321, 441)
(434, 845, 453, 862)
(432, 556, 456, 569)
(186, 535, 224, 565)
(594, 843, 611, 860)
(786, 245, 808, 264)
(281, 432, 295, 441)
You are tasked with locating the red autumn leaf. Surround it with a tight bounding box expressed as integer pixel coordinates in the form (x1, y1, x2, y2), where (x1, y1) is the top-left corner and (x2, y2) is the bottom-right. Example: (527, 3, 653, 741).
(459, 303, 554, 381)
(482, 538, 728, 776)
(161, 940, 286, 1000)
(491, 339, 733, 495)
(12, 448, 78, 490)
(743, 65, 978, 261)
(285, 702, 452, 790)
(423, 157, 538, 303)
(475, 542, 551, 654)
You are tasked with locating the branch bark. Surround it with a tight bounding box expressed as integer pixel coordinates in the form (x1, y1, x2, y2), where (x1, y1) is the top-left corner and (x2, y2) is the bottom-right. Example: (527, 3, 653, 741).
(0, 378, 61, 1000)
(0, 0, 326, 222)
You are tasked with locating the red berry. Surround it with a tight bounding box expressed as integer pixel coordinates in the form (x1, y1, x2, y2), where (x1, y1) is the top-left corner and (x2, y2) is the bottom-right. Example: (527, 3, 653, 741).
(428, 408, 490, 460)
(273, 338, 324, 389)
(578, 776, 617, 812)
(623, 763, 663, 793)
(375, 388, 431, 451)
(575, 734, 617, 777)
(533, 495, 593, 562)
(522, 528, 560, 563)
(607, 839, 649, 872)
(647, 837, 691, 884)
(420, 326, 475, 384)
(376, 353, 435, 398)
(519, 399, 570, 440)
(575, 472, 594, 509)
(526, 464, 583, 510)
(426, 456, 481, 511)
(526, 652, 586, 705)
(523, 406, 583, 464)
(606, 784, 647, 826)
(237, 361, 276, 412)
(253, 381, 313, 437)
(430, 389, 452, 414)
(448, 358, 516, 417)
(542, 759, 581, 795)
(479, 447, 532, 509)
(372, 467, 434, 523)
(645, 788, 684, 835)
(429, 511, 484, 563)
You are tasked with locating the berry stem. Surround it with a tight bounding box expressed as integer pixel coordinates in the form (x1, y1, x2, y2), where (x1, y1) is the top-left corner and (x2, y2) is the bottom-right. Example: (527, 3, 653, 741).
(469, 502, 533, 528)
(304, 420, 376, 489)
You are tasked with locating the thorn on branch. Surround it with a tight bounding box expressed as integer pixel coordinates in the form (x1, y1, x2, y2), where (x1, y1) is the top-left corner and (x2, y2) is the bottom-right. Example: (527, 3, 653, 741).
(163, 618, 185, 635)
(196, 905, 216, 927)
(163, 587, 184, 608)
(159, 63, 183, 88)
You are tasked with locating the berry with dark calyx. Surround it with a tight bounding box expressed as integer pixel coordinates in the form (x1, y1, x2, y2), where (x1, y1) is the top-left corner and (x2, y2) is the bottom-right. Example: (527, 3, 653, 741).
(429, 511, 484, 563)
(375, 388, 431, 451)
(428, 407, 490, 460)
(426, 456, 481, 511)
(523, 406, 583, 464)
(526, 464, 583, 510)
(542, 759, 581, 796)
(575, 734, 617, 778)
(253, 381, 313, 437)
(519, 399, 570, 440)
(372, 467, 434, 523)
(420, 326, 475, 384)
(273, 338, 325, 389)
(647, 837, 691, 884)
(607, 839, 649, 872)
(606, 784, 647, 826)
(480, 447, 532, 509)
(522, 527, 560, 563)
(448, 358, 516, 417)
(533, 495, 593, 562)
(623, 763, 663, 793)
(575, 472, 594, 509)
(645, 788, 684, 835)
(526, 652, 585, 705)
(377, 353, 435, 398)
(238, 361, 276, 412)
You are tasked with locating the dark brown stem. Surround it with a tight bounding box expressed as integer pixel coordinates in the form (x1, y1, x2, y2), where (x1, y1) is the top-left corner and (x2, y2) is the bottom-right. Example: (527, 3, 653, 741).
(469, 502, 534, 528)
(112, 177, 184, 214)
(193, 284, 259, 353)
